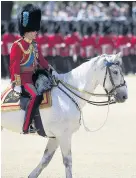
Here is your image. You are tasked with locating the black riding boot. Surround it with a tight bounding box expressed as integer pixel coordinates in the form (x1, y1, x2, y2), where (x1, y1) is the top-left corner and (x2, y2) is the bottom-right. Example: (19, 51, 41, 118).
(23, 95, 43, 134)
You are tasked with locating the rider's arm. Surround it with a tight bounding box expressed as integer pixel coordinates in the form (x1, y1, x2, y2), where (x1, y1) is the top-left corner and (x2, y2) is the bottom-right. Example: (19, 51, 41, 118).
(37, 44, 49, 70)
(10, 42, 22, 86)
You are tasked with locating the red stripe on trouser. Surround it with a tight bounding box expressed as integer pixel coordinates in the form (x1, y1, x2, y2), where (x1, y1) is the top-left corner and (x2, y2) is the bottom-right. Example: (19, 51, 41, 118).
(23, 84, 37, 131)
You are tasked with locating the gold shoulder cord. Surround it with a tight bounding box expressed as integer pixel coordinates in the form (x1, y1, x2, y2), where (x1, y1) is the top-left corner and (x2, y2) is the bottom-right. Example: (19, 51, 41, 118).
(12, 39, 33, 86)
(10, 38, 22, 50)
(17, 42, 33, 54)
(12, 38, 33, 55)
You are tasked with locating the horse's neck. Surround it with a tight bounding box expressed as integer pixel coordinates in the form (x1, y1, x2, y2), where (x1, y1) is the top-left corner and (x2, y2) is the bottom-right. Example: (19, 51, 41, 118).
(57, 57, 100, 108)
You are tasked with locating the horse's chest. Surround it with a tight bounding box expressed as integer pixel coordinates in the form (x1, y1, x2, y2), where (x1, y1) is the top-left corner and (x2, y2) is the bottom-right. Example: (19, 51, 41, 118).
(54, 93, 79, 117)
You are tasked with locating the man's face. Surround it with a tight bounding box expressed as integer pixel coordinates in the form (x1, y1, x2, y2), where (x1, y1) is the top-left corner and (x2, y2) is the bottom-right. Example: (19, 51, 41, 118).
(31, 31, 37, 39)
(25, 31, 38, 40)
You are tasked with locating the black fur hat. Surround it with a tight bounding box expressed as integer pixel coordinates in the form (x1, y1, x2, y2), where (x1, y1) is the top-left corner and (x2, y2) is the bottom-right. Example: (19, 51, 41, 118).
(18, 4, 41, 36)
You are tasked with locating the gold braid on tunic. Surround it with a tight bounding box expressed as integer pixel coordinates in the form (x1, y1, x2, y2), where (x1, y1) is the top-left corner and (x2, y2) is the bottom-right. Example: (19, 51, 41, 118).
(12, 38, 39, 86)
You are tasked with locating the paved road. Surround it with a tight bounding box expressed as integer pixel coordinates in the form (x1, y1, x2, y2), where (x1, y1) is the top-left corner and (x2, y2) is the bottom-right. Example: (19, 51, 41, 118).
(1, 76, 136, 178)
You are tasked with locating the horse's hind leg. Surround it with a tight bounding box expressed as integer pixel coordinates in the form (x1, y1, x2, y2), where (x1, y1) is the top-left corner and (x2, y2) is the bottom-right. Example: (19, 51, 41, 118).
(28, 138, 58, 178)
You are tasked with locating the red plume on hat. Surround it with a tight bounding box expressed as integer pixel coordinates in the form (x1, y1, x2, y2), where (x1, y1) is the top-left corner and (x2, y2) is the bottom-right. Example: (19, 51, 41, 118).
(18, 4, 41, 36)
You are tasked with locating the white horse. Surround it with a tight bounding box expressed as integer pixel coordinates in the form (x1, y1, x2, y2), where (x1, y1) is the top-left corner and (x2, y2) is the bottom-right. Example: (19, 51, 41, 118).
(1, 53, 128, 178)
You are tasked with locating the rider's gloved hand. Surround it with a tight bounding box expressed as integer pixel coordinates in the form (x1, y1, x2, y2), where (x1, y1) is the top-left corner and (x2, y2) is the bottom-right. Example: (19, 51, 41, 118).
(14, 85, 22, 93)
(48, 64, 54, 74)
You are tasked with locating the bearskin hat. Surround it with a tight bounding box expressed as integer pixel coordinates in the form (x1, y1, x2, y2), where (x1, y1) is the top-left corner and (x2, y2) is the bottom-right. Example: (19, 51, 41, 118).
(18, 4, 41, 36)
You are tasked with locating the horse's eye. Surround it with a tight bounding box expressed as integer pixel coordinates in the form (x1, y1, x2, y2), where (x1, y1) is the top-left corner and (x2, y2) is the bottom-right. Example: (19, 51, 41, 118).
(113, 70, 118, 75)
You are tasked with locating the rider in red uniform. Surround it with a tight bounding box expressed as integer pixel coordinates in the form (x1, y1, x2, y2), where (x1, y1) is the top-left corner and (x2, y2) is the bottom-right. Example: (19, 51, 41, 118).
(10, 4, 50, 134)
(2, 21, 20, 78)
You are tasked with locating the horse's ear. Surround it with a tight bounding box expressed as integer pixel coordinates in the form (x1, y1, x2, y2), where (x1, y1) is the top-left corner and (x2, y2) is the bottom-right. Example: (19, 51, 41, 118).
(114, 52, 122, 65)
(117, 52, 122, 58)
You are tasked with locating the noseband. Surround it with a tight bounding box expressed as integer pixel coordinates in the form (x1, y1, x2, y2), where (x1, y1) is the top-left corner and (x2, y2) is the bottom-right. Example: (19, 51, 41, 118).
(103, 62, 126, 96)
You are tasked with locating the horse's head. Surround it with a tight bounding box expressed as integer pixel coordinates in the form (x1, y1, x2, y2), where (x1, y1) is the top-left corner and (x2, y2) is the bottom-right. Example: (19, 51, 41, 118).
(98, 52, 128, 103)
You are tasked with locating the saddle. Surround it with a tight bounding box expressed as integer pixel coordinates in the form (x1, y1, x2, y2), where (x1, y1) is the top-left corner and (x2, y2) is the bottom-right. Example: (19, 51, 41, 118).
(1, 69, 55, 136)
(1, 86, 52, 112)
(1, 86, 52, 137)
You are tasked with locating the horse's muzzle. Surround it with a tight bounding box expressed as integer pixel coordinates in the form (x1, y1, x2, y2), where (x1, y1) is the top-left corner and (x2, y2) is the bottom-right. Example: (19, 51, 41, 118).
(114, 92, 128, 103)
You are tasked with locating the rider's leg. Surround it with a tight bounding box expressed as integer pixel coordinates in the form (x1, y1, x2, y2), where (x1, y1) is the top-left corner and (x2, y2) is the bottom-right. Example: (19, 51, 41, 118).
(23, 83, 41, 133)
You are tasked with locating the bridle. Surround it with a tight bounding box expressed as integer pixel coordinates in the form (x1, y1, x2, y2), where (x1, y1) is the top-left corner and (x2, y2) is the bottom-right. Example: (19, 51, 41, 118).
(43, 59, 127, 132)
(103, 61, 126, 96)
(54, 61, 126, 106)
(39, 62, 126, 132)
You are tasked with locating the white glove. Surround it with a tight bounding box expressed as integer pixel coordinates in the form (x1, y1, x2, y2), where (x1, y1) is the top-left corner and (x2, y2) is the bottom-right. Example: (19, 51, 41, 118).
(48, 64, 55, 71)
(14, 86, 22, 93)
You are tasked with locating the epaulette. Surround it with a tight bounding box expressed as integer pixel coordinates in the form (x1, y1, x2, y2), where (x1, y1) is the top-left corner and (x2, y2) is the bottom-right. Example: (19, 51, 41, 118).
(10, 38, 22, 51)
(15, 38, 33, 55)
(14, 38, 22, 44)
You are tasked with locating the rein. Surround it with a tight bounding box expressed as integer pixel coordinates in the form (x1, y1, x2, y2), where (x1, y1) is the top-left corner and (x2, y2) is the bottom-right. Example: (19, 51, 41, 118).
(38, 61, 125, 132)
(58, 80, 108, 97)
(54, 62, 125, 106)
(52, 63, 125, 132)
(58, 80, 115, 106)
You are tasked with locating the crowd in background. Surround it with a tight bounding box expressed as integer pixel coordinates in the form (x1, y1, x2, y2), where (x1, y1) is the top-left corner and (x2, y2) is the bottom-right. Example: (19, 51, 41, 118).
(1, 20, 136, 57)
(12, 1, 136, 21)
(1, 1, 136, 77)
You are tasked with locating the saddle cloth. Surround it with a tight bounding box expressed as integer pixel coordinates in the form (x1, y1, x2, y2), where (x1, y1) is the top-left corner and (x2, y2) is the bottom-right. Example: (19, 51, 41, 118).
(1, 86, 52, 112)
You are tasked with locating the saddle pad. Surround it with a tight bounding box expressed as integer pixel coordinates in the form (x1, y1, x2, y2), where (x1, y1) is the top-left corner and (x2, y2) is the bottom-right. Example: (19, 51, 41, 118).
(1, 86, 52, 112)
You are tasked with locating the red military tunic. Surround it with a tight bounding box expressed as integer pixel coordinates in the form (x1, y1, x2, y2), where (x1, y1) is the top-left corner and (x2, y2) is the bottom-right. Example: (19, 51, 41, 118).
(10, 38, 49, 86)
(36, 34, 49, 57)
(130, 35, 136, 55)
(64, 33, 80, 56)
(48, 33, 64, 56)
(131, 35, 136, 47)
(97, 35, 115, 54)
(80, 35, 97, 58)
(2, 33, 20, 56)
(115, 35, 131, 48)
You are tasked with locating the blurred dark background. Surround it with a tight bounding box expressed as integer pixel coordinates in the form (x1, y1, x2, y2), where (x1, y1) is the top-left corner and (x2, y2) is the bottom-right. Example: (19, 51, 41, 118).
(1, 1, 136, 78)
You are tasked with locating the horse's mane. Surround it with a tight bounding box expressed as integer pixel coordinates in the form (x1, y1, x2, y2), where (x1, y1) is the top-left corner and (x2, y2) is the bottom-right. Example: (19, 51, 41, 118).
(55, 53, 119, 87)
(33, 54, 118, 86)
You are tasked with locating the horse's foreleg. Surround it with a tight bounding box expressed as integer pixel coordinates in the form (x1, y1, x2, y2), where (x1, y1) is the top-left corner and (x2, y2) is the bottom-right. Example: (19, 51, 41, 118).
(59, 135, 72, 178)
(28, 138, 58, 178)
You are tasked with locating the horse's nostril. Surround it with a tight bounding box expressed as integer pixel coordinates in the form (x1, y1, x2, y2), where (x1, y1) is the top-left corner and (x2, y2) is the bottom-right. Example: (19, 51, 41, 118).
(123, 96, 127, 100)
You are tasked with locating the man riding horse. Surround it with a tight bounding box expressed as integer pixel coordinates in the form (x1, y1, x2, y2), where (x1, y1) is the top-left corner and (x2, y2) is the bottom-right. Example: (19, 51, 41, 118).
(10, 4, 50, 134)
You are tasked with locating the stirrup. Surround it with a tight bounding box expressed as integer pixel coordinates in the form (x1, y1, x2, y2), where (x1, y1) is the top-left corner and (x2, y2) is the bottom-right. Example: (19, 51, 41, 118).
(22, 125, 38, 134)
(28, 125, 39, 133)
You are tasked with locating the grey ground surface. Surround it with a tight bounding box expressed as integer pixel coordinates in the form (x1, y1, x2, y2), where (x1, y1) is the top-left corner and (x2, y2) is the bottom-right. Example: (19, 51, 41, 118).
(1, 76, 136, 178)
